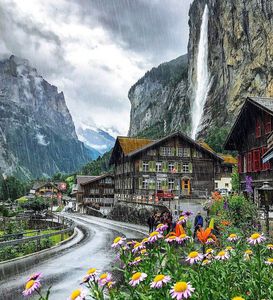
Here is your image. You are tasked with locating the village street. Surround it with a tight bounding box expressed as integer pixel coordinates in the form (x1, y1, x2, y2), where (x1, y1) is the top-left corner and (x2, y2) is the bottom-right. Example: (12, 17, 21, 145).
(0, 214, 148, 299)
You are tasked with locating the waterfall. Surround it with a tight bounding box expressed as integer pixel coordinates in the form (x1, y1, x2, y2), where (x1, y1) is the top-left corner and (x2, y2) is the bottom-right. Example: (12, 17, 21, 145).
(191, 4, 210, 139)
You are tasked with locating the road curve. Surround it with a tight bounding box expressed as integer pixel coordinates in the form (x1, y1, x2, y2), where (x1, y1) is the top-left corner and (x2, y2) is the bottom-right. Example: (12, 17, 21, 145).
(0, 214, 148, 300)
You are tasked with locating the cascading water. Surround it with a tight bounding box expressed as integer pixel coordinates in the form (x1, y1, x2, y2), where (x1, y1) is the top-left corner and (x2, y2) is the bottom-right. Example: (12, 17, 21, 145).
(191, 4, 210, 139)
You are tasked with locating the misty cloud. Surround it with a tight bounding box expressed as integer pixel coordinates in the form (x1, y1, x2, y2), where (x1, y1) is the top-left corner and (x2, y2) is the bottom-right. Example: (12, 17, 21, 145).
(0, 0, 191, 136)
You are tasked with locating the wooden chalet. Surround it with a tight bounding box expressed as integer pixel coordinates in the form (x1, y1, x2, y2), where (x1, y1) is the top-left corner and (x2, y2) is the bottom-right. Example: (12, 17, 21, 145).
(74, 174, 114, 213)
(224, 97, 273, 194)
(109, 132, 223, 202)
(30, 182, 60, 198)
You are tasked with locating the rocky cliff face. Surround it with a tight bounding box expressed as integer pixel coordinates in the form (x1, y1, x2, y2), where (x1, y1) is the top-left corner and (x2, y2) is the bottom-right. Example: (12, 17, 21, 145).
(128, 55, 190, 138)
(188, 0, 273, 137)
(0, 55, 93, 179)
(129, 0, 273, 141)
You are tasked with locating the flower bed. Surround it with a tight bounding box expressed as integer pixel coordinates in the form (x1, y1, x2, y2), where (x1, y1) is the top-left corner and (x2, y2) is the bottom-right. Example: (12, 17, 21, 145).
(21, 196, 273, 300)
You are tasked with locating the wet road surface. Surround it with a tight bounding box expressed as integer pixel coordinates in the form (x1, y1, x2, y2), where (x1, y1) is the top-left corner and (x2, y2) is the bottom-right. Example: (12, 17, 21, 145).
(0, 214, 148, 300)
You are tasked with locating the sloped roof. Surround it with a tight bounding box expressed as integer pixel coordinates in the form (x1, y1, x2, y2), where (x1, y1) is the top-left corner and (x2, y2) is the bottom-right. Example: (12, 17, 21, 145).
(224, 97, 273, 150)
(76, 175, 98, 185)
(219, 154, 237, 165)
(197, 141, 215, 153)
(81, 173, 114, 186)
(118, 137, 153, 155)
(127, 132, 223, 161)
(32, 181, 58, 190)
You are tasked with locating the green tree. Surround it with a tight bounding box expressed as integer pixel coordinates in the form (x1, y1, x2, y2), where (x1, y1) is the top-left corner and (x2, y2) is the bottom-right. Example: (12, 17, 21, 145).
(231, 166, 240, 192)
(0, 176, 29, 201)
(205, 127, 230, 153)
(21, 197, 49, 213)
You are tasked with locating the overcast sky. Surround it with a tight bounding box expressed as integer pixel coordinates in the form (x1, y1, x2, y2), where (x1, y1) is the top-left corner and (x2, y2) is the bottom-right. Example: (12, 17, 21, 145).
(0, 0, 191, 136)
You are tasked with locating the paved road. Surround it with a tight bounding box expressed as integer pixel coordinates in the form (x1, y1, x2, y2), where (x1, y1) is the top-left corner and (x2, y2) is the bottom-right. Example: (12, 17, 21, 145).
(0, 214, 148, 300)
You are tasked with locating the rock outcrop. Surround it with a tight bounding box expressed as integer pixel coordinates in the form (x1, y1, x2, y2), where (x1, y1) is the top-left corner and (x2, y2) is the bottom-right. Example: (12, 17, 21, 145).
(188, 0, 273, 137)
(128, 55, 189, 138)
(0, 55, 94, 179)
(128, 0, 273, 140)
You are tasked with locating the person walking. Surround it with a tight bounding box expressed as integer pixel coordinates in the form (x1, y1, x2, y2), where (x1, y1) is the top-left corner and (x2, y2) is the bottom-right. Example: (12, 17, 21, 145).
(147, 213, 155, 233)
(193, 211, 203, 239)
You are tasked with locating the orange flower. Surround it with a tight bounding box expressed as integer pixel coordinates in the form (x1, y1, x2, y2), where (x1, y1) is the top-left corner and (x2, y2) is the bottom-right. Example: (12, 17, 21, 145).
(197, 228, 212, 244)
(221, 220, 231, 226)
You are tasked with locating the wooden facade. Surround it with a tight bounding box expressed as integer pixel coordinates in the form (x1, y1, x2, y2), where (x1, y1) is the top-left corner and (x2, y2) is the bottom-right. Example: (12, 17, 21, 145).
(76, 174, 114, 212)
(110, 132, 223, 202)
(224, 97, 273, 193)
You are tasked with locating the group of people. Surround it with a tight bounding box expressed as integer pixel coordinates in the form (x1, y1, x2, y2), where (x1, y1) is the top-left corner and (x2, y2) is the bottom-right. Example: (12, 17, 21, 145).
(147, 210, 204, 238)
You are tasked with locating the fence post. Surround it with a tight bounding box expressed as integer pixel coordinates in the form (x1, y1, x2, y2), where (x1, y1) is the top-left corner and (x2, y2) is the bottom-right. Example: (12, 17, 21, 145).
(36, 230, 41, 251)
(61, 217, 65, 241)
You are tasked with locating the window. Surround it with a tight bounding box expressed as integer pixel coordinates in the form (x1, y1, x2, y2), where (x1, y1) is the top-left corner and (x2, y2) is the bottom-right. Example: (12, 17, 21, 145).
(261, 147, 271, 171)
(160, 147, 167, 156)
(265, 113, 272, 134)
(252, 149, 261, 172)
(168, 162, 175, 172)
(183, 148, 190, 157)
(167, 147, 172, 156)
(168, 178, 175, 191)
(156, 180, 162, 190)
(255, 118, 261, 138)
(225, 183, 229, 188)
(182, 163, 189, 173)
(156, 162, 162, 172)
(247, 152, 252, 172)
(142, 161, 149, 172)
(215, 182, 218, 189)
(148, 149, 156, 156)
(142, 178, 149, 189)
(177, 148, 183, 157)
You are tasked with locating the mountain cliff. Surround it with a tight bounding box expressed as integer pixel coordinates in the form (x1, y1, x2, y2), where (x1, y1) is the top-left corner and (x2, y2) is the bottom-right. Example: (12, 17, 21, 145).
(0, 55, 94, 179)
(188, 0, 273, 138)
(128, 55, 189, 138)
(128, 0, 273, 142)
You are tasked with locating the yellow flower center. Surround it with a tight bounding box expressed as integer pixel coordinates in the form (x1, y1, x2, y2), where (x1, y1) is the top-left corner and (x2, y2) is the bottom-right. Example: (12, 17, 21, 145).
(154, 274, 165, 282)
(134, 242, 142, 248)
(218, 251, 226, 257)
(87, 268, 96, 275)
(70, 289, 81, 300)
(174, 282, 188, 292)
(134, 256, 141, 261)
(132, 272, 142, 281)
(232, 297, 245, 300)
(180, 234, 187, 238)
(206, 248, 213, 253)
(150, 231, 159, 237)
(188, 251, 199, 258)
(157, 223, 163, 228)
(229, 234, 237, 238)
(267, 244, 273, 248)
(226, 246, 233, 251)
(142, 238, 148, 243)
(245, 250, 253, 255)
(113, 237, 121, 243)
(168, 236, 176, 240)
(100, 273, 107, 279)
(267, 258, 273, 263)
(141, 249, 147, 254)
(251, 233, 261, 240)
(25, 280, 35, 290)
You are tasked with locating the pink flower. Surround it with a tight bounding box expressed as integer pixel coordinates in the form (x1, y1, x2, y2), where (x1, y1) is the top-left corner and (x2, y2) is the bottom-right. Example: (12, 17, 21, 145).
(227, 233, 239, 242)
(170, 281, 195, 299)
(150, 274, 171, 288)
(247, 233, 266, 245)
(148, 231, 163, 243)
(177, 234, 190, 244)
(185, 251, 203, 264)
(67, 288, 86, 300)
(129, 272, 147, 287)
(165, 235, 177, 243)
(98, 273, 112, 286)
(156, 223, 169, 232)
(111, 236, 126, 248)
(22, 279, 41, 297)
(215, 250, 230, 260)
(27, 273, 42, 281)
(132, 242, 145, 254)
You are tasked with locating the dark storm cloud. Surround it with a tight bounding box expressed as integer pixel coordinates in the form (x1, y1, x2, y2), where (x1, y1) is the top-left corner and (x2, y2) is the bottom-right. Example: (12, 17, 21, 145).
(70, 0, 190, 63)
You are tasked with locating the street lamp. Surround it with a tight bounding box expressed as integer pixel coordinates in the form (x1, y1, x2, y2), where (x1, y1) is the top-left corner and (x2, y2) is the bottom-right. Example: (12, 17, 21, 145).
(258, 182, 273, 236)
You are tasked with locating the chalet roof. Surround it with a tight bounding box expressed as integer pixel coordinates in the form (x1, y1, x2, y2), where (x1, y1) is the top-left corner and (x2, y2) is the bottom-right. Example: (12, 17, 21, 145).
(127, 132, 223, 161)
(224, 97, 273, 150)
(32, 181, 58, 190)
(118, 137, 153, 155)
(81, 173, 114, 186)
(76, 175, 98, 185)
(197, 141, 214, 152)
(219, 154, 237, 165)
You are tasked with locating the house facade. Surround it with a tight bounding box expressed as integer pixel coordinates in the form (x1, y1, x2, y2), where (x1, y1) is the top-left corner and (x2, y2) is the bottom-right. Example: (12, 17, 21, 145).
(73, 174, 114, 213)
(224, 97, 273, 195)
(110, 132, 223, 203)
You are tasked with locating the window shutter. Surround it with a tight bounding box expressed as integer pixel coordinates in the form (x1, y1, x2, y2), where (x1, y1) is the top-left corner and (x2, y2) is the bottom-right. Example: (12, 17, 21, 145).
(138, 178, 142, 189)
(253, 149, 261, 172)
(139, 160, 143, 172)
(163, 161, 168, 172)
(148, 161, 153, 172)
(189, 162, 193, 173)
(247, 152, 252, 172)
(152, 161, 156, 172)
(177, 162, 181, 173)
(238, 155, 242, 173)
(172, 147, 175, 156)
(174, 162, 179, 173)
(255, 119, 261, 138)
